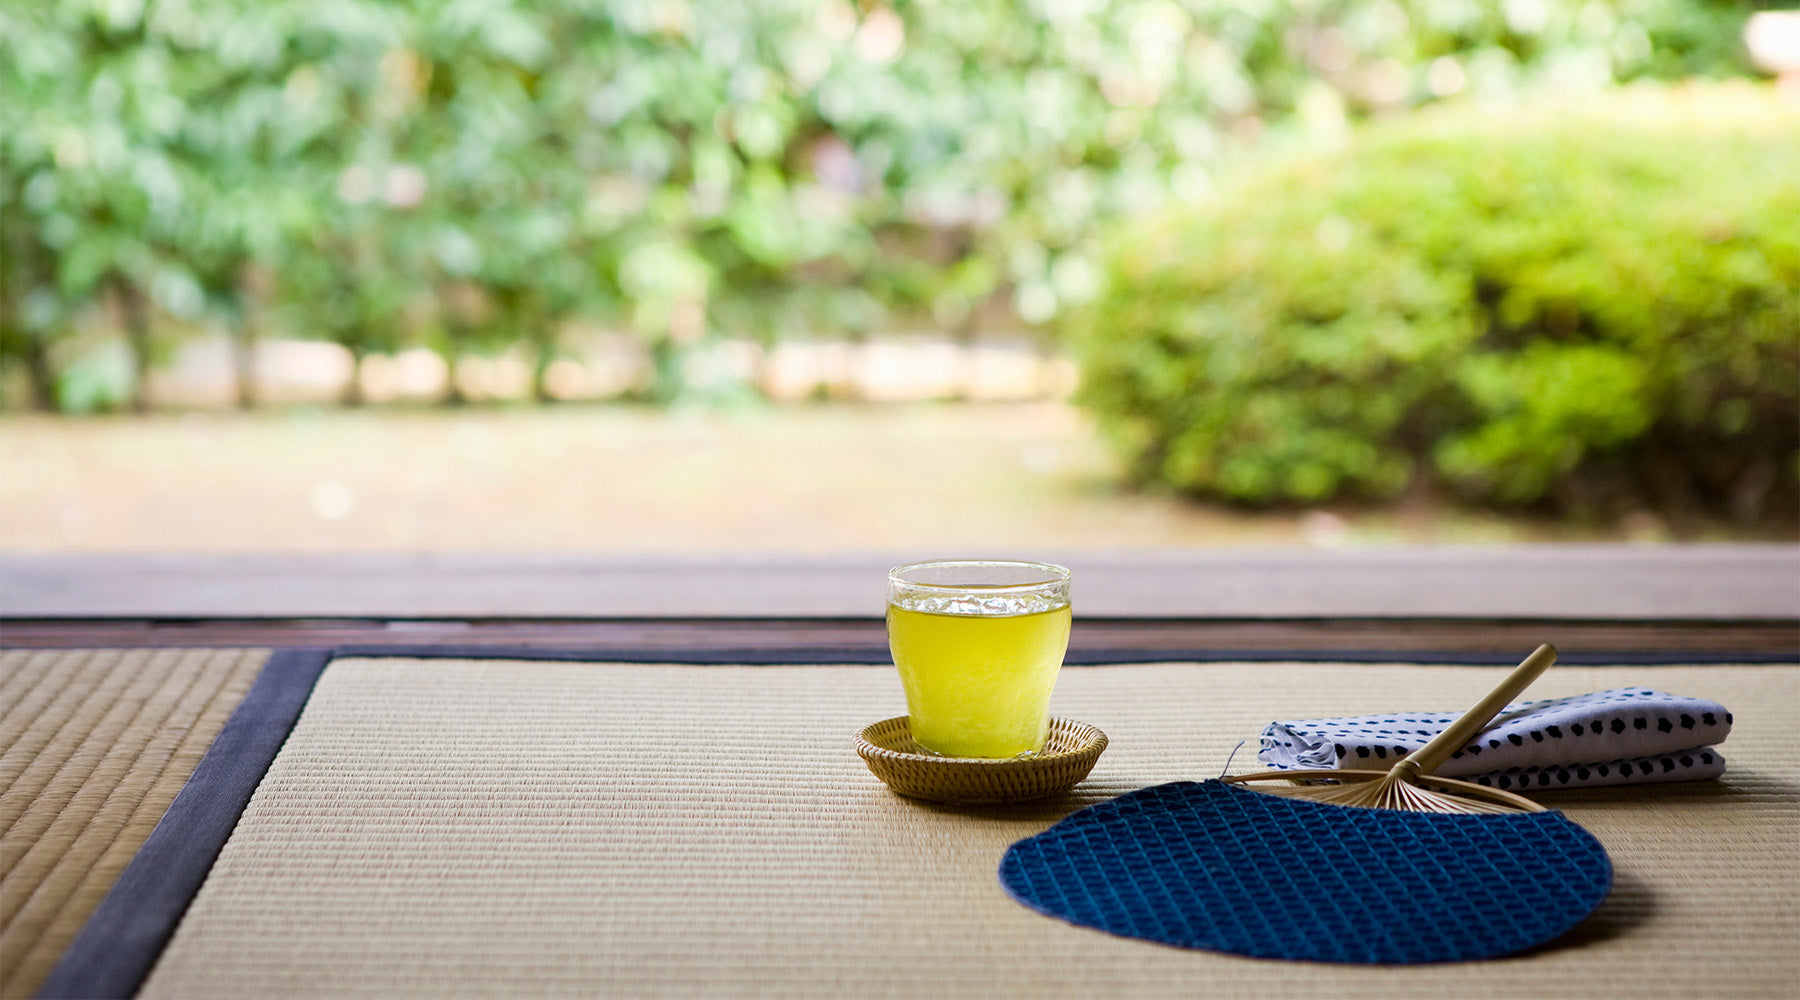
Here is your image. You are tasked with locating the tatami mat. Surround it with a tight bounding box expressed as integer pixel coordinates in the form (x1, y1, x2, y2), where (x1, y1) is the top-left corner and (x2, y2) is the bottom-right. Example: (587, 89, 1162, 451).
(138, 657, 1797, 998)
(0, 648, 267, 998)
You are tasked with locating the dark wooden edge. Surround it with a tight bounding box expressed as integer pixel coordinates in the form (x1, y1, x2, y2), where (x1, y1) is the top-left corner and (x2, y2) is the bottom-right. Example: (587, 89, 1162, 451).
(3, 616, 1795, 659)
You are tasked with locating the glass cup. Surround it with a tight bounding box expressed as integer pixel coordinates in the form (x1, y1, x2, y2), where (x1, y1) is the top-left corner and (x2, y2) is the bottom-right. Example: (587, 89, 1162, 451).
(886, 559, 1073, 758)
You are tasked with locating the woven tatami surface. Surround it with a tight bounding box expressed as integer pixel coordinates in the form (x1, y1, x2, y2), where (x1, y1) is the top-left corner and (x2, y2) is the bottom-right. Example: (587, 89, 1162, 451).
(143, 657, 1798, 999)
(0, 648, 266, 998)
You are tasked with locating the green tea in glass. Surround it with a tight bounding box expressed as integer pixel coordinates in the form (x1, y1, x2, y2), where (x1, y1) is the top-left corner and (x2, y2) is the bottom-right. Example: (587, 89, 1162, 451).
(886, 559, 1072, 758)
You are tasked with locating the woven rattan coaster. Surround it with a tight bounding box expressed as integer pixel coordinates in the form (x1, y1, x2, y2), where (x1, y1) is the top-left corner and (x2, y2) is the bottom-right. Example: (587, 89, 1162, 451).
(855, 716, 1107, 804)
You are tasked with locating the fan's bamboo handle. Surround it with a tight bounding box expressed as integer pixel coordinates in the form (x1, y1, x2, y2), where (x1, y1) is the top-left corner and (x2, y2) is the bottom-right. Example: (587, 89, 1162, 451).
(1399, 643, 1557, 778)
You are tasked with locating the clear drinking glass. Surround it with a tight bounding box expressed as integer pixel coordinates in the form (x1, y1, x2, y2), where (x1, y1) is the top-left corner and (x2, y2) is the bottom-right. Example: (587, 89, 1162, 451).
(886, 559, 1073, 758)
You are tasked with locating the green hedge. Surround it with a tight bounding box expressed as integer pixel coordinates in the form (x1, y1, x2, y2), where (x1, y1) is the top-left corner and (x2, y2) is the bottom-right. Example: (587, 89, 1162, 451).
(1071, 84, 1800, 520)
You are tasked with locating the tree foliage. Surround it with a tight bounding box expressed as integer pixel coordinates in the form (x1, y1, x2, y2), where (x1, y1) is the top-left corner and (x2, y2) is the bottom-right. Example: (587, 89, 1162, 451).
(0, 0, 1764, 409)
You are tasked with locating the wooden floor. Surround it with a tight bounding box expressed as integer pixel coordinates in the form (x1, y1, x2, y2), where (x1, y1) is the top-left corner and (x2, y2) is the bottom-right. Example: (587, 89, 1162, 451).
(3, 547, 1794, 657)
(5, 545, 1798, 617)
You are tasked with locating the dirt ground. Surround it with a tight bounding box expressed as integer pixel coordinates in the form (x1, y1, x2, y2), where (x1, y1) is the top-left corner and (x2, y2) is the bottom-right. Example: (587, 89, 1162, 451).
(0, 402, 1747, 553)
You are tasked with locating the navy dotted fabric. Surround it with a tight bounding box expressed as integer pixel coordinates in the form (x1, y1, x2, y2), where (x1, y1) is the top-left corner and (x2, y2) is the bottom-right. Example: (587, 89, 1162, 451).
(999, 781, 1613, 965)
(1259, 687, 1731, 790)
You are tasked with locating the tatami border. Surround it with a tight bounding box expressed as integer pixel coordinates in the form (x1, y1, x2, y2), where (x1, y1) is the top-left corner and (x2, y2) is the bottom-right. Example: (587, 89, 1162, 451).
(33, 649, 333, 1000)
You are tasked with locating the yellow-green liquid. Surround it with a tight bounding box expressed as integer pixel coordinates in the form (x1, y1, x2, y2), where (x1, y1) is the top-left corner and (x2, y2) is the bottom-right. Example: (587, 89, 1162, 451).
(887, 604, 1072, 758)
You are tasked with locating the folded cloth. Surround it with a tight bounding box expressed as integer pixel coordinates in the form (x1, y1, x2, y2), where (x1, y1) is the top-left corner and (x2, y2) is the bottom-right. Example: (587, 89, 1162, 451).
(1259, 687, 1731, 791)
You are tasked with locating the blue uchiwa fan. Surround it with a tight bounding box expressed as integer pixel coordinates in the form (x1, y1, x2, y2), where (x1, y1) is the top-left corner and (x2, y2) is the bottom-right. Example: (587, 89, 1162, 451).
(1000, 645, 1615, 964)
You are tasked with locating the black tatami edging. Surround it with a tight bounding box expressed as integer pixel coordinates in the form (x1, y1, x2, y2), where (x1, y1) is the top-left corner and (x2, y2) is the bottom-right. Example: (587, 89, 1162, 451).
(326, 644, 1799, 666)
(35, 649, 333, 1000)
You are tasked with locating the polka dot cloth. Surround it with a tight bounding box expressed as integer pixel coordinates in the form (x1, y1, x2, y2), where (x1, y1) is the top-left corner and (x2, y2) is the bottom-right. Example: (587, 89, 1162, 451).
(1259, 687, 1731, 791)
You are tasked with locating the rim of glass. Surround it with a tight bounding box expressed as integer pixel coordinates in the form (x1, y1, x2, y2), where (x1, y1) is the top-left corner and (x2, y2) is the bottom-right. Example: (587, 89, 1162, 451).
(887, 559, 1071, 595)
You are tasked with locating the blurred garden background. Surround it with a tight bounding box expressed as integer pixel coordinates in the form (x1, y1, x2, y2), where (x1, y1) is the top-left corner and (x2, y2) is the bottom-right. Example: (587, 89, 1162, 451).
(2, 0, 1796, 552)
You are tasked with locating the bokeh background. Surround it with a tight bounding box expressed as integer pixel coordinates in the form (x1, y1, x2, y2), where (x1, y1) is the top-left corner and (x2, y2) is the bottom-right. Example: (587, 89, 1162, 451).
(2, 0, 1796, 552)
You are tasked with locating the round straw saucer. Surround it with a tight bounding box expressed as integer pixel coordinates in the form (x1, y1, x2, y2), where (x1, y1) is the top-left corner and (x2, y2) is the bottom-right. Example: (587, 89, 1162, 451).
(855, 717, 1108, 805)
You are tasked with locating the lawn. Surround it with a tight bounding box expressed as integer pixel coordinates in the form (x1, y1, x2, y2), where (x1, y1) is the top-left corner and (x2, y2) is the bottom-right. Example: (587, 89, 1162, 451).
(3, 402, 1774, 554)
